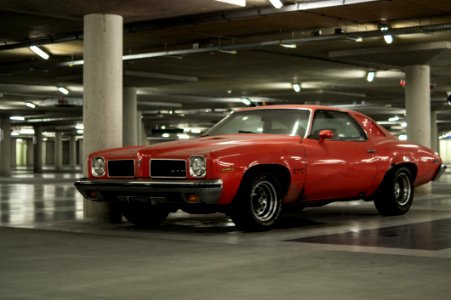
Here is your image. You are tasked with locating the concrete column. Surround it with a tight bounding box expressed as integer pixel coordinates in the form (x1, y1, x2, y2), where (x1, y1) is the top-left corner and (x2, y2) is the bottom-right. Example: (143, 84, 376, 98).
(430, 110, 439, 154)
(83, 14, 123, 222)
(55, 132, 63, 171)
(69, 135, 77, 168)
(11, 138, 16, 168)
(137, 111, 142, 145)
(123, 87, 138, 146)
(0, 116, 11, 176)
(141, 122, 147, 145)
(78, 139, 83, 171)
(405, 65, 431, 194)
(27, 138, 34, 168)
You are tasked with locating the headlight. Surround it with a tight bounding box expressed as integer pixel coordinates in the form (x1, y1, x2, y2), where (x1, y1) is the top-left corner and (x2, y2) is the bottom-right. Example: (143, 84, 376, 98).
(190, 156, 206, 178)
(92, 157, 105, 177)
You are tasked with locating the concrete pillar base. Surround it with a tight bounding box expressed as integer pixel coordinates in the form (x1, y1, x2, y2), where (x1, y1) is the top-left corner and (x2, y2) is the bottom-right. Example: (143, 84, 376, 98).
(83, 199, 122, 223)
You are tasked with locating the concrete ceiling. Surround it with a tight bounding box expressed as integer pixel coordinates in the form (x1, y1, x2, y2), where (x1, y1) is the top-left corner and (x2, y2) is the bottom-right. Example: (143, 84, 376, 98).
(1, 0, 451, 138)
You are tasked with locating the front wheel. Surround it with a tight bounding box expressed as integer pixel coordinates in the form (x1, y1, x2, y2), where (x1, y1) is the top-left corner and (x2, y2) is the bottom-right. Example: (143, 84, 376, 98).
(120, 202, 170, 227)
(373, 167, 414, 216)
(230, 173, 283, 231)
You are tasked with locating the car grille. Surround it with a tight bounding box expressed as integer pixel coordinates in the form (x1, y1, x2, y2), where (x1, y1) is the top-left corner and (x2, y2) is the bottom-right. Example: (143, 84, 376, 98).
(150, 159, 186, 178)
(108, 160, 135, 177)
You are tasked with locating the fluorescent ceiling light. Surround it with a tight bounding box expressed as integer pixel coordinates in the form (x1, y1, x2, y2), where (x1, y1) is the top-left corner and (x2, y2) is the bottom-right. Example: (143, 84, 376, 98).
(29, 45, 50, 60)
(383, 34, 394, 44)
(10, 116, 25, 121)
(344, 0, 378, 4)
(219, 49, 237, 54)
(215, 0, 246, 6)
(241, 98, 252, 106)
(25, 102, 36, 108)
(20, 128, 35, 135)
(346, 36, 363, 42)
(269, 0, 283, 9)
(292, 83, 301, 92)
(379, 24, 393, 44)
(298, 0, 342, 10)
(280, 42, 297, 49)
(366, 71, 376, 82)
(57, 86, 69, 95)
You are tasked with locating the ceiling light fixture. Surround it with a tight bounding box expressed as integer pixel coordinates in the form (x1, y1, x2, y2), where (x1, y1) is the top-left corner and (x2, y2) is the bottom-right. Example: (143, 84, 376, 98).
(218, 49, 237, 54)
(366, 71, 376, 82)
(269, 0, 283, 9)
(215, 0, 246, 6)
(25, 102, 36, 109)
(57, 86, 69, 95)
(379, 24, 394, 44)
(29, 45, 50, 60)
(10, 116, 25, 121)
(298, 0, 343, 10)
(280, 42, 297, 49)
(292, 83, 301, 93)
(241, 97, 252, 106)
(346, 36, 363, 42)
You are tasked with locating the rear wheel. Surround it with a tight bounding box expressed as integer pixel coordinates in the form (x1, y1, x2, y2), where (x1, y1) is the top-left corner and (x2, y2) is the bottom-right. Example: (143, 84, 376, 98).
(230, 173, 283, 231)
(373, 167, 413, 216)
(120, 202, 170, 227)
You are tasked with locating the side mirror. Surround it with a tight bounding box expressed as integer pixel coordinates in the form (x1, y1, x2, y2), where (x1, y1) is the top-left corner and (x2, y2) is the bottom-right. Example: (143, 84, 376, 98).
(319, 129, 334, 141)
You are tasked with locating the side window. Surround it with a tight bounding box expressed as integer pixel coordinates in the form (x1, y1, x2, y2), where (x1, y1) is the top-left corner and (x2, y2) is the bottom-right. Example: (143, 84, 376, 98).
(309, 110, 367, 141)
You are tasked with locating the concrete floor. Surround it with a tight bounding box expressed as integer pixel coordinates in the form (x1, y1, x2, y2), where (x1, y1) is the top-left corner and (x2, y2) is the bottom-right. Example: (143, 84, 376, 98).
(1, 169, 451, 299)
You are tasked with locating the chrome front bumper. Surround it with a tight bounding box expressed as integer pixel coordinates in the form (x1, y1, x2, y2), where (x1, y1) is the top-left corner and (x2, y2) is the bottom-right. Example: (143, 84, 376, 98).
(432, 164, 447, 181)
(74, 178, 223, 205)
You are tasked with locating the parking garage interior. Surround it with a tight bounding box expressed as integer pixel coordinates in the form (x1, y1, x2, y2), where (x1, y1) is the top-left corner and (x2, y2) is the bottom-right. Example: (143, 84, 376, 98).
(1, 0, 451, 299)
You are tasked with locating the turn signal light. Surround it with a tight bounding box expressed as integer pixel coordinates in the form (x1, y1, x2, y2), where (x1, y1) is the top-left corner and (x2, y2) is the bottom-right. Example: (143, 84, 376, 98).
(86, 191, 98, 199)
(186, 194, 200, 203)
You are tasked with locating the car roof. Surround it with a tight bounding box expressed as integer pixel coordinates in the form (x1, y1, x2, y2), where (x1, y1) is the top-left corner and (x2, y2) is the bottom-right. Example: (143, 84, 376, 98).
(236, 104, 352, 113)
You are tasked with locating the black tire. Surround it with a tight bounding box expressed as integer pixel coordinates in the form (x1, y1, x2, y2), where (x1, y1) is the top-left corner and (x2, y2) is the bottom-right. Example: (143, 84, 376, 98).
(120, 202, 170, 227)
(230, 173, 283, 231)
(373, 167, 414, 216)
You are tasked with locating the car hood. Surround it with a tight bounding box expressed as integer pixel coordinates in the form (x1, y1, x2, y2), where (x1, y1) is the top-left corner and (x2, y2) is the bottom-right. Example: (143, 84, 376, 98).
(94, 134, 302, 159)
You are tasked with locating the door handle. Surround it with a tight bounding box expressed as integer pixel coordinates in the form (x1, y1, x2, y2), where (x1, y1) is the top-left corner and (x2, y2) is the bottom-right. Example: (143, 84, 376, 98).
(367, 149, 376, 153)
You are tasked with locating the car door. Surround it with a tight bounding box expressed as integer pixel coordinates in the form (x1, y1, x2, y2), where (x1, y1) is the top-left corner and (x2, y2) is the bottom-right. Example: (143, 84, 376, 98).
(302, 110, 378, 201)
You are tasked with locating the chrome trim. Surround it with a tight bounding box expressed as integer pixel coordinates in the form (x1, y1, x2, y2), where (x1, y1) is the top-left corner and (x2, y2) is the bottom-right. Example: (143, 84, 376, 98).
(75, 178, 222, 188)
(74, 178, 223, 204)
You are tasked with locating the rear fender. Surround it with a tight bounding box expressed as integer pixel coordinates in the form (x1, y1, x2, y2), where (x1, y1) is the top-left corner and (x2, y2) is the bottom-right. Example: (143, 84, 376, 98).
(368, 153, 418, 197)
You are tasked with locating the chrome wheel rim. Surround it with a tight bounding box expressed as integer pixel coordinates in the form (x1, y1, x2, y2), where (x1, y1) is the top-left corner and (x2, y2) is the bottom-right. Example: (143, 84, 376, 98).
(250, 180, 278, 222)
(394, 173, 411, 206)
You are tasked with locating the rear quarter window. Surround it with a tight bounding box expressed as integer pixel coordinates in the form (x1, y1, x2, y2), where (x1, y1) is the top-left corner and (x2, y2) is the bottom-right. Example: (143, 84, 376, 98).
(353, 113, 386, 137)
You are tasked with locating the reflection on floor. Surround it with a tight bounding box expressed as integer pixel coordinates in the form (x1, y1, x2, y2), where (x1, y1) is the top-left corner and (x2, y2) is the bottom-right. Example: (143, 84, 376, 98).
(289, 218, 451, 250)
(1, 168, 451, 256)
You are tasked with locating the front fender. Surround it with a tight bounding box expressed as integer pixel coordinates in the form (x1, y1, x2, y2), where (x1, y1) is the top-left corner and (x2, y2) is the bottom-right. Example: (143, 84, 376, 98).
(212, 145, 306, 205)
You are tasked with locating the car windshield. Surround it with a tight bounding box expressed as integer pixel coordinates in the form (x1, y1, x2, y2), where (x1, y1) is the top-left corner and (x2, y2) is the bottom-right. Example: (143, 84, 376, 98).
(204, 109, 310, 137)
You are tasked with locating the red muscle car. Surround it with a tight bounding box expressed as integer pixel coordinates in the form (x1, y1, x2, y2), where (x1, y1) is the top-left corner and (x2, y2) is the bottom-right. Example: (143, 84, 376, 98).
(75, 105, 446, 231)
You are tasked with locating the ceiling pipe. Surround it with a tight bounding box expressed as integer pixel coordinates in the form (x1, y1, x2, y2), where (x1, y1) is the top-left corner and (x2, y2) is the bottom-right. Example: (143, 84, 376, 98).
(59, 22, 451, 66)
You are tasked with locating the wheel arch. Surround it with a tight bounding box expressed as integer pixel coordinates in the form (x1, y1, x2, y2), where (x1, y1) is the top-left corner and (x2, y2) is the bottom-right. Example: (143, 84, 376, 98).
(372, 162, 417, 198)
(389, 162, 417, 182)
(241, 164, 291, 198)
